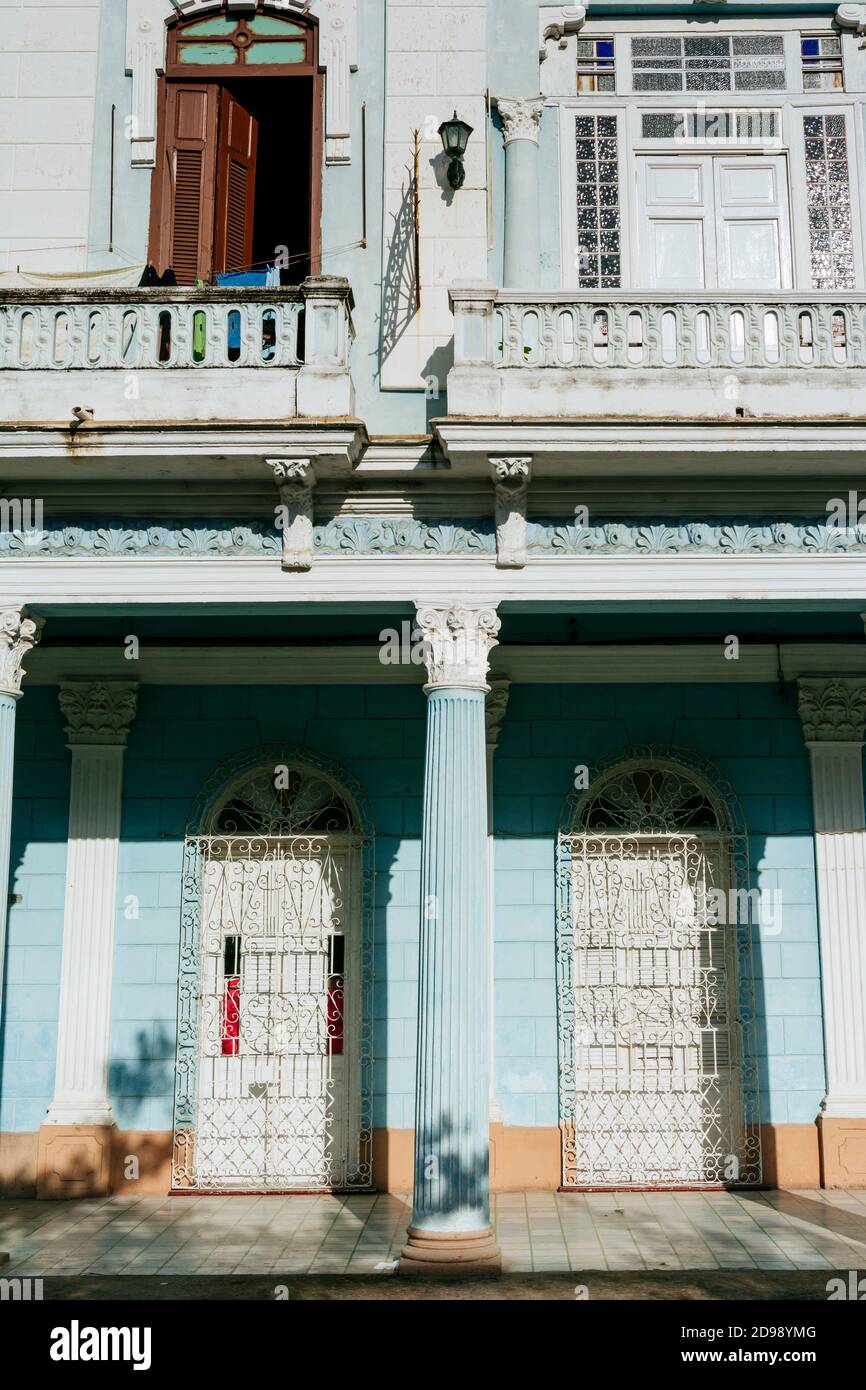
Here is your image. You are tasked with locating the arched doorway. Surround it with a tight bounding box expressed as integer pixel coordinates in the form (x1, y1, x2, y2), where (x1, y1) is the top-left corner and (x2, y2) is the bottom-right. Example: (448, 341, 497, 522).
(172, 749, 373, 1191)
(556, 751, 761, 1189)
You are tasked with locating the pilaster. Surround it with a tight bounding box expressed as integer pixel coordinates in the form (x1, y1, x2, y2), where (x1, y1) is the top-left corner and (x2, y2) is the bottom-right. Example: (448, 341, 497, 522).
(38, 682, 138, 1199)
(798, 678, 866, 1186)
(0, 607, 43, 1046)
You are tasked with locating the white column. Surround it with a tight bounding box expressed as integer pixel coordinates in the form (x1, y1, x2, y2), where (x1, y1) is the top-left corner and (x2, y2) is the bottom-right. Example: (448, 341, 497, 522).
(798, 679, 866, 1118)
(44, 683, 138, 1127)
(401, 601, 501, 1275)
(496, 97, 544, 289)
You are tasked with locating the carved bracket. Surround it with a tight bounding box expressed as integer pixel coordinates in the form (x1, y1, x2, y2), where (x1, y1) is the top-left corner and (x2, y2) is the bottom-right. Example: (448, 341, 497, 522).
(490, 456, 532, 569)
(125, 0, 357, 167)
(539, 5, 587, 62)
(837, 4, 866, 36)
(268, 457, 316, 571)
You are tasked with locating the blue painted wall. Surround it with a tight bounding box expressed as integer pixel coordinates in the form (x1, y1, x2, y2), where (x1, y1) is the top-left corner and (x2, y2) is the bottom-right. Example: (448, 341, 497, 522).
(2, 679, 827, 1138)
(492, 682, 826, 1129)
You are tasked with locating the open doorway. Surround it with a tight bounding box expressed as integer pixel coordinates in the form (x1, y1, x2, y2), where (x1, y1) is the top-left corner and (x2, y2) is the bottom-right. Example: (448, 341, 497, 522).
(147, 8, 321, 285)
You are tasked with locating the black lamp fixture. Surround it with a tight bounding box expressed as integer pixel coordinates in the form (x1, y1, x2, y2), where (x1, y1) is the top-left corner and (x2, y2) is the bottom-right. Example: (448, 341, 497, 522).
(438, 111, 473, 189)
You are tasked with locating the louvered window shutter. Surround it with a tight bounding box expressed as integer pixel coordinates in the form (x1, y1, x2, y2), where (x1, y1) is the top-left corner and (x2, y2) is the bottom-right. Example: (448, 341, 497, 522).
(214, 89, 259, 276)
(151, 83, 219, 285)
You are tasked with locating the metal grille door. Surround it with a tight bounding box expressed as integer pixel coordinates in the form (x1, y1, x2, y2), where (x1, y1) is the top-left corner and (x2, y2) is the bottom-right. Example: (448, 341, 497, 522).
(561, 835, 744, 1188)
(190, 836, 355, 1190)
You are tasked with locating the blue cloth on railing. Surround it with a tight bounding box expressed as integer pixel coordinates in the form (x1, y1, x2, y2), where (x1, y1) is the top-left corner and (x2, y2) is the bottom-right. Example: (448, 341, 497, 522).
(216, 267, 279, 352)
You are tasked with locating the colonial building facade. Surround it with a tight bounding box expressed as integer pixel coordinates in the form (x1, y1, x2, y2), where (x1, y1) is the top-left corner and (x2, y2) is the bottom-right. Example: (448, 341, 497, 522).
(2, 0, 866, 1274)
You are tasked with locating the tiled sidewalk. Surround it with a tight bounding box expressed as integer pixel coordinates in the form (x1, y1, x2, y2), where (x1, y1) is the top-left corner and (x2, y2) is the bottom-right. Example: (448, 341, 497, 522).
(2, 1189, 866, 1277)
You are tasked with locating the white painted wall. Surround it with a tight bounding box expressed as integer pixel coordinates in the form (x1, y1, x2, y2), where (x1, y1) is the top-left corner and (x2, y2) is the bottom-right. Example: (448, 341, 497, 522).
(381, 0, 489, 390)
(0, 0, 101, 273)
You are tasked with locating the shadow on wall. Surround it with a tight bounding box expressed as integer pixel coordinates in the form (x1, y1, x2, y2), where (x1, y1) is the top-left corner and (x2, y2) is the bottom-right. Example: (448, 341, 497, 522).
(378, 169, 419, 372)
(108, 1026, 175, 1129)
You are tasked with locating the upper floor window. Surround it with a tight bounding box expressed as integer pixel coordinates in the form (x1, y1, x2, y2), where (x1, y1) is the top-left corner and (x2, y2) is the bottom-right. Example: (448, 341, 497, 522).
(171, 11, 313, 68)
(631, 34, 786, 94)
(801, 33, 844, 91)
(576, 37, 616, 95)
(149, 6, 321, 286)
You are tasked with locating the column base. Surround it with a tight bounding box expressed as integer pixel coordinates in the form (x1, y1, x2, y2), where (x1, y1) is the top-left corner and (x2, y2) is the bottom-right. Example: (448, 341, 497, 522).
(818, 1116, 866, 1187)
(400, 1225, 501, 1277)
(36, 1123, 115, 1199)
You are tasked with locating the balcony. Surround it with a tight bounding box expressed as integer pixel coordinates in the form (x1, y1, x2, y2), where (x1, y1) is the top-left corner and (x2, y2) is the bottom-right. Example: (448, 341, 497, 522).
(0, 276, 355, 424)
(439, 286, 866, 476)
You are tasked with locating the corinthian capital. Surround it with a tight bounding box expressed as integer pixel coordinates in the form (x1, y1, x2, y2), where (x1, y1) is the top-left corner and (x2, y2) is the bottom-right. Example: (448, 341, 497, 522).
(496, 97, 545, 146)
(414, 601, 501, 691)
(798, 678, 866, 743)
(0, 607, 44, 698)
(59, 682, 139, 747)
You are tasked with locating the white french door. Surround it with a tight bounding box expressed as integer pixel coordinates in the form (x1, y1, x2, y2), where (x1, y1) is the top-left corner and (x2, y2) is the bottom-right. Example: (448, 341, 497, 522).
(639, 154, 792, 291)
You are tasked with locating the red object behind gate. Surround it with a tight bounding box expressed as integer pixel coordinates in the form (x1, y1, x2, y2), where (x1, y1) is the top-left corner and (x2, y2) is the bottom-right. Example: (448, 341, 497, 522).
(221, 975, 240, 1056)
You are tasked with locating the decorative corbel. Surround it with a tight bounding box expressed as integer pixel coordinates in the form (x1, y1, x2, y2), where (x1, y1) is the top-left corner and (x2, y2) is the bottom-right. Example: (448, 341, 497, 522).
(267, 458, 316, 571)
(837, 4, 866, 36)
(540, 5, 587, 61)
(490, 457, 532, 570)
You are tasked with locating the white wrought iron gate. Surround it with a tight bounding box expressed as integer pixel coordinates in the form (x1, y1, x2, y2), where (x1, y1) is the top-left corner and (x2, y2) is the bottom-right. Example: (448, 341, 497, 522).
(559, 831, 756, 1188)
(177, 834, 363, 1190)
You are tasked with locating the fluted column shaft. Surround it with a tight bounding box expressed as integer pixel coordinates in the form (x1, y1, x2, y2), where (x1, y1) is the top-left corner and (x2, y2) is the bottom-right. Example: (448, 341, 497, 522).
(413, 688, 490, 1229)
(402, 602, 501, 1274)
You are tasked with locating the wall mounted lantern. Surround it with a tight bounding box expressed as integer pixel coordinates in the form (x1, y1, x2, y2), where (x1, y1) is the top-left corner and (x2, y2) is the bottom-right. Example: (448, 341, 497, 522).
(438, 111, 473, 189)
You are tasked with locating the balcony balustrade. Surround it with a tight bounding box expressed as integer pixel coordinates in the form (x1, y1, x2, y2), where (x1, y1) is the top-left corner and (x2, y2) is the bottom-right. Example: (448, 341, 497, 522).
(448, 286, 866, 423)
(0, 277, 355, 425)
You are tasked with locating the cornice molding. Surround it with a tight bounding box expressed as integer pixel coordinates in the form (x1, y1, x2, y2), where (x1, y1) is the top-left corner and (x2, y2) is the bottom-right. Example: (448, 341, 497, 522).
(59, 682, 139, 748)
(414, 602, 501, 692)
(0, 607, 44, 699)
(798, 678, 866, 744)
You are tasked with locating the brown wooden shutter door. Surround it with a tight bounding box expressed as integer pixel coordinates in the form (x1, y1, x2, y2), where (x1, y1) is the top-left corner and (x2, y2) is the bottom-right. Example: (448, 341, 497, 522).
(150, 83, 219, 285)
(213, 89, 259, 276)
